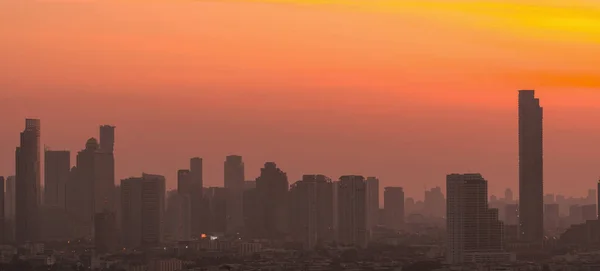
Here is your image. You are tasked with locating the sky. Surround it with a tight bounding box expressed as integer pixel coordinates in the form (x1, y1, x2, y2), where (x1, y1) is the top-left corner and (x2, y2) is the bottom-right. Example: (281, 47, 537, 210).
(1, 0, 599, 200)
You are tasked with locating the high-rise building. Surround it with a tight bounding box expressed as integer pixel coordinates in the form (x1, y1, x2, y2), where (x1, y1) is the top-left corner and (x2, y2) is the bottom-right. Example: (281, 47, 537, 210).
(255, 162, 289, 239)
(424, 187, 445, 218)
(44, 150, 70, 209)
(446, 173, 506, 264)
(99, 125, 115, 153)
(588, 189, 597, 205)
(384, 187, 404, 230)
(16, 118, 41, 243)
(164, 191, 191, 242)
(5, 176, 16, 242)
(366, 177, 379, 233)
(337, 175, 368, 248)
(224, 155, 245, 233)
(597, 180, 600, 219)
(121, 174, 166, 248)
(177, 169, 192, 195)
(76, 138, 115, 237)
(289, 174, 334, 249)
(189, 157, 205, 237)
(206, 187, 228, 234)
(504, 204, 518, 225)
(518, 90, 544, 243)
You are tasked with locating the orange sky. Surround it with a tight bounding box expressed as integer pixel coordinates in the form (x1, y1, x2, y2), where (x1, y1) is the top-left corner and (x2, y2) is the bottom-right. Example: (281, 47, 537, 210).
(1, 0, 599, 199)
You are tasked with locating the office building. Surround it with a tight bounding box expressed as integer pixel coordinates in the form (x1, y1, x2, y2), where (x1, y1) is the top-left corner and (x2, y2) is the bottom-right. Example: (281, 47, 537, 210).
(189, 157, 205, 237)
(164, 191, 191, 242)
(121, 174, 166, 248)
(424, 187, 445, 218)
(16, 118, 41, 243)
(224, 155, 245, 233)
(366, 177, 379, 232)
(255, 162, 289, 239)
(446, 173, 506, 264)
(289, 174, 334, 249)
(44, 150, 70, 209)
(206, 187, 228, 234)
(0, 177, 4, 243)
(505, 188, 514, 202)
(384, 187, 404, 230)
(544, 204, 560, 232)
(518, 90, 544, 243)
(337, 175, 368, 248)
(99, 125, 115, 153)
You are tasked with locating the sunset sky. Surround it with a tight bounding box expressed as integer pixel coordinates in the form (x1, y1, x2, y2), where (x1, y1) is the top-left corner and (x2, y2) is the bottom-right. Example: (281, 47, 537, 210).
(1, 0, 599, 199)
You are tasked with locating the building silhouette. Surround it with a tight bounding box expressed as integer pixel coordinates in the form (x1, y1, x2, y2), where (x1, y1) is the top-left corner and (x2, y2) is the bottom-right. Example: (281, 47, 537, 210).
(424, 187, 445, 218)
(504, 188, 514, 202)
(289, 174, 334, 249)
(366, 177, 379, 234)
(121, 174, 166, 248)
(446, 173, 508, 264)
(16, 118, 41, 243)
(384, 187, 405, 230)
(164, 190, 191, 242)
(206, 187, 228, 234)
(44, 150, 70, 209)
(254, 162, 289, 239)
(224, 155, 245, 233)
(518, 90, 544, 243)
(189, 157, 206, 238)
(95, 211, 118, 254)
(337, 175, 368, 248)
(582, 204, 597, 221)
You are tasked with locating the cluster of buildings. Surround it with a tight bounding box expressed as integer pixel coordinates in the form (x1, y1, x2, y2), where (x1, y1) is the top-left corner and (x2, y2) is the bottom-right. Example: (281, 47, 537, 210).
(3, 90, 600, 270)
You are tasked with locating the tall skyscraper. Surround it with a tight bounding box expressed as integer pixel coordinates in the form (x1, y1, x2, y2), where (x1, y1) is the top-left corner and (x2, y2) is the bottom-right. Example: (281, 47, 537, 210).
(597, 180, 600, 219)
(164, 190, 191, 242)
(504, 188, 514, 202)
(44, 150, 70, 209)
(121, 174, 166, 248)
(16, 118, 41, 243)
(366, 177, 379, 232)
(99, 125, 115, 153)
(289, 174, 334, 249)
(224, 155, 245, 233)
(384, 187, 405, 230)
(177, 169, 192, 195)
(446, 173, 506, 264)
(94, 211, 118, 254)
(76, 138, 115, 235)
(189, 157, 205, 237)
(518, 90, 544, 243)
(337, 175, 368, 248)
(255, 162, 289, 239)
(424, 187, 445, 218)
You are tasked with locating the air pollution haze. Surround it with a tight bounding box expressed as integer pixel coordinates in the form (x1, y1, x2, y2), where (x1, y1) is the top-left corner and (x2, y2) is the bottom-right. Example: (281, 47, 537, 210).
(1, 0, 600, 198)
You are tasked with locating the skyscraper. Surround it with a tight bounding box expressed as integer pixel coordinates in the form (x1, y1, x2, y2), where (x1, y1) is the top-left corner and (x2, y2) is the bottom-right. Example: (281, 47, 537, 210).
(44, 150, 70, 209)
(255, 162, 289, 239)
(384, 187, 405, 230)
(16, 118, 41, 243)
(289, 174, 334, 249)
(337, 175, 368, 248)
(504, 188, 514, 202)
(99, 125, 115, 153)
(366, 177, 379, 233)
(121, 174, 166, 248)
(224, 155, 245, 233)
(446, 173, 507, 264)
(518, 90, 544, 243)
(189, 157, 205, 237)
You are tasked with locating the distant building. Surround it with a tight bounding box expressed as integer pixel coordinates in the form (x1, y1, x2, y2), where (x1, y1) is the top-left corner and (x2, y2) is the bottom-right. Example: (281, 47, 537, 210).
(424, 187, 445, 218)
(44, 150, 70, 209)
(224, 155, 245, 233)
(384, 187, 404, 230)
(518, 90, 544, 244)
(504, 189, 513, 202)
(121, 174, 166, 248)
(544, 203, 560, 232)
(206, 187, 228, 234)
(16, 118, 41, 244)
(164, 191, 191, 242)
(289, 174, 334, 249)
(504, 204, 519, 225)
(254, 162, 289, 239)
(189, 157, 205, 237)
(0, 177, 4, 243)
(337, 175, 368, 248)
(569, 205, 583, 225)
(5, 176, 16, 242)
(366, 177, 380, 233)
(446, 173, 507, 264)
(244, 181, 256, 190)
